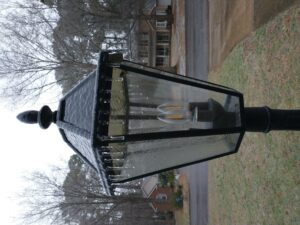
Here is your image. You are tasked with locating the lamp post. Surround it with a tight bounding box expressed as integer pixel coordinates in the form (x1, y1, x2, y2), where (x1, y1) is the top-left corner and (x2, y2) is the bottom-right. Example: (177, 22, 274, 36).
(17, 52, 300, 195)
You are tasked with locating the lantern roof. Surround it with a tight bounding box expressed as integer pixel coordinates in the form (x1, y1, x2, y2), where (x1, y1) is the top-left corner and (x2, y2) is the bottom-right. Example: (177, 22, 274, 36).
(17, 52, 119, 195)
(55, 52, 119, 195)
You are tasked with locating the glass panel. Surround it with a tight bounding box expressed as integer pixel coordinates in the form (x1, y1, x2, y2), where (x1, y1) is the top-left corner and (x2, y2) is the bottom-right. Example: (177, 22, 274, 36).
(108, 68, 242, 136)
(106, 133, 240, 182)
(108, 69, 127, 136)
(122, 61, 237, 92)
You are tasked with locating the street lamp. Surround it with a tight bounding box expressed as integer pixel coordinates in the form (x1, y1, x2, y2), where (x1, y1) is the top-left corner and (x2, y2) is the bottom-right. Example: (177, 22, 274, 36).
(17, 52, 300, 194)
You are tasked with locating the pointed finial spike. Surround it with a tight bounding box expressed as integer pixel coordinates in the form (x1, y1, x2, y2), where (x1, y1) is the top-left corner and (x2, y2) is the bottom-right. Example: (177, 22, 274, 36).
(17, 110, 38, 124)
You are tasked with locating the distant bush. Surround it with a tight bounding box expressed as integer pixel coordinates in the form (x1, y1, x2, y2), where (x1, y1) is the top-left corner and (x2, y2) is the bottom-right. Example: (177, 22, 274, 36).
(171, 185, 183, 209)
(158, 171, 175, 187)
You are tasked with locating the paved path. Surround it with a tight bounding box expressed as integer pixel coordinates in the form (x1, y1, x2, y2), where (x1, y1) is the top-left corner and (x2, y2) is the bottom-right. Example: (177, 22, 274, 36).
(185, 0, 208, 80)
(180, 1, 296, 225)
(184, 1, 209, 225)
(180, 163, 208, 225)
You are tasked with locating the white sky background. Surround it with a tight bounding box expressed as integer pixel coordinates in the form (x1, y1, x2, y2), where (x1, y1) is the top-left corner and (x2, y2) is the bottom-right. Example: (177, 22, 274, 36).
(0, 99, 72, 225)
(0, 1, 73, 224)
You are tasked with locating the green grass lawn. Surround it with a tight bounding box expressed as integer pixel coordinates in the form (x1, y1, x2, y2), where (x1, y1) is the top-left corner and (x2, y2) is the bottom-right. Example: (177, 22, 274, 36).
(208, 5, 300, 225)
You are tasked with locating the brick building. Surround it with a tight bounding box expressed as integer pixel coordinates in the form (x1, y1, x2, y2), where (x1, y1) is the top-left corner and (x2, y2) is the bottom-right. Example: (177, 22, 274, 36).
(141, 176, 174, 212)
(134, 0, 174, 72)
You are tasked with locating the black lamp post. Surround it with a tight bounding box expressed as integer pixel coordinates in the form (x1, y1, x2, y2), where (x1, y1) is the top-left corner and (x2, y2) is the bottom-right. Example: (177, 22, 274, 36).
(17, 52, 300, 195)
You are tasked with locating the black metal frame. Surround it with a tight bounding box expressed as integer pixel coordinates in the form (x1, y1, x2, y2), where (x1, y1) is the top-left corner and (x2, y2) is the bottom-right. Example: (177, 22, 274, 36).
(92, 55, 245, 139)
(88, 53, 246, 183)
(56, 53, 115, 195)
(100, 127, 242, 143)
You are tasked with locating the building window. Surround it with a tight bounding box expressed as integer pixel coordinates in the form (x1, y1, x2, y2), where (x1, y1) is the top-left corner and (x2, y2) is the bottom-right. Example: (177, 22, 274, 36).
(156, 57, 164, 66)
(156, 193, 168, 203)
(156, 46, 169, 56)
(156, 56, 169, 66)
(156, 9, 167, 16)
(156, 21, 167, 29)
(157, 33, 169, 43)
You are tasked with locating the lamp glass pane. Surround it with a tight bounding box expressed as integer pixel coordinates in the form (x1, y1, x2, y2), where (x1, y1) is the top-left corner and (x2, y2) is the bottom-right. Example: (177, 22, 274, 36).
(108, 68, 241, 136)
(106, 133, 240, 182)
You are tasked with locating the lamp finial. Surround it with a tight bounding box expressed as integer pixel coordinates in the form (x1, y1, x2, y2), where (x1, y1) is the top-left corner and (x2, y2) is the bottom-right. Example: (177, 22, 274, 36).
(17, 105, 57, 129)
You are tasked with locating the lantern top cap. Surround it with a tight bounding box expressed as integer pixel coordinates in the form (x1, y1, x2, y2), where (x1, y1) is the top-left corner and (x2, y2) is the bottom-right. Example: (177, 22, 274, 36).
(17, 105, 57, 129)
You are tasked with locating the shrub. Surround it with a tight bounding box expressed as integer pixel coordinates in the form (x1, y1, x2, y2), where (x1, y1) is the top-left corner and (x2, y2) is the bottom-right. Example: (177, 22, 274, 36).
(158, 171, 175, 187)
(172, 185, 183, 209)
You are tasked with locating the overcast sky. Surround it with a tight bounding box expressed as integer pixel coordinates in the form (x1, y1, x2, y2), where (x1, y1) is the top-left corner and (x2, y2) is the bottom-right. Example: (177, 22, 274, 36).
(0, 95, 73, 224)
(0, 2, 72, 223)
(0, 1, 81, 224)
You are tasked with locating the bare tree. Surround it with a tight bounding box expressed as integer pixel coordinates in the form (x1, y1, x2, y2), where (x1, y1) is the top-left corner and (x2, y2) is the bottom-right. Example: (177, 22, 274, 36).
(19, 155, 160, 225)
(0, 0, 172, 105)
(0, 0, 97, 105)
